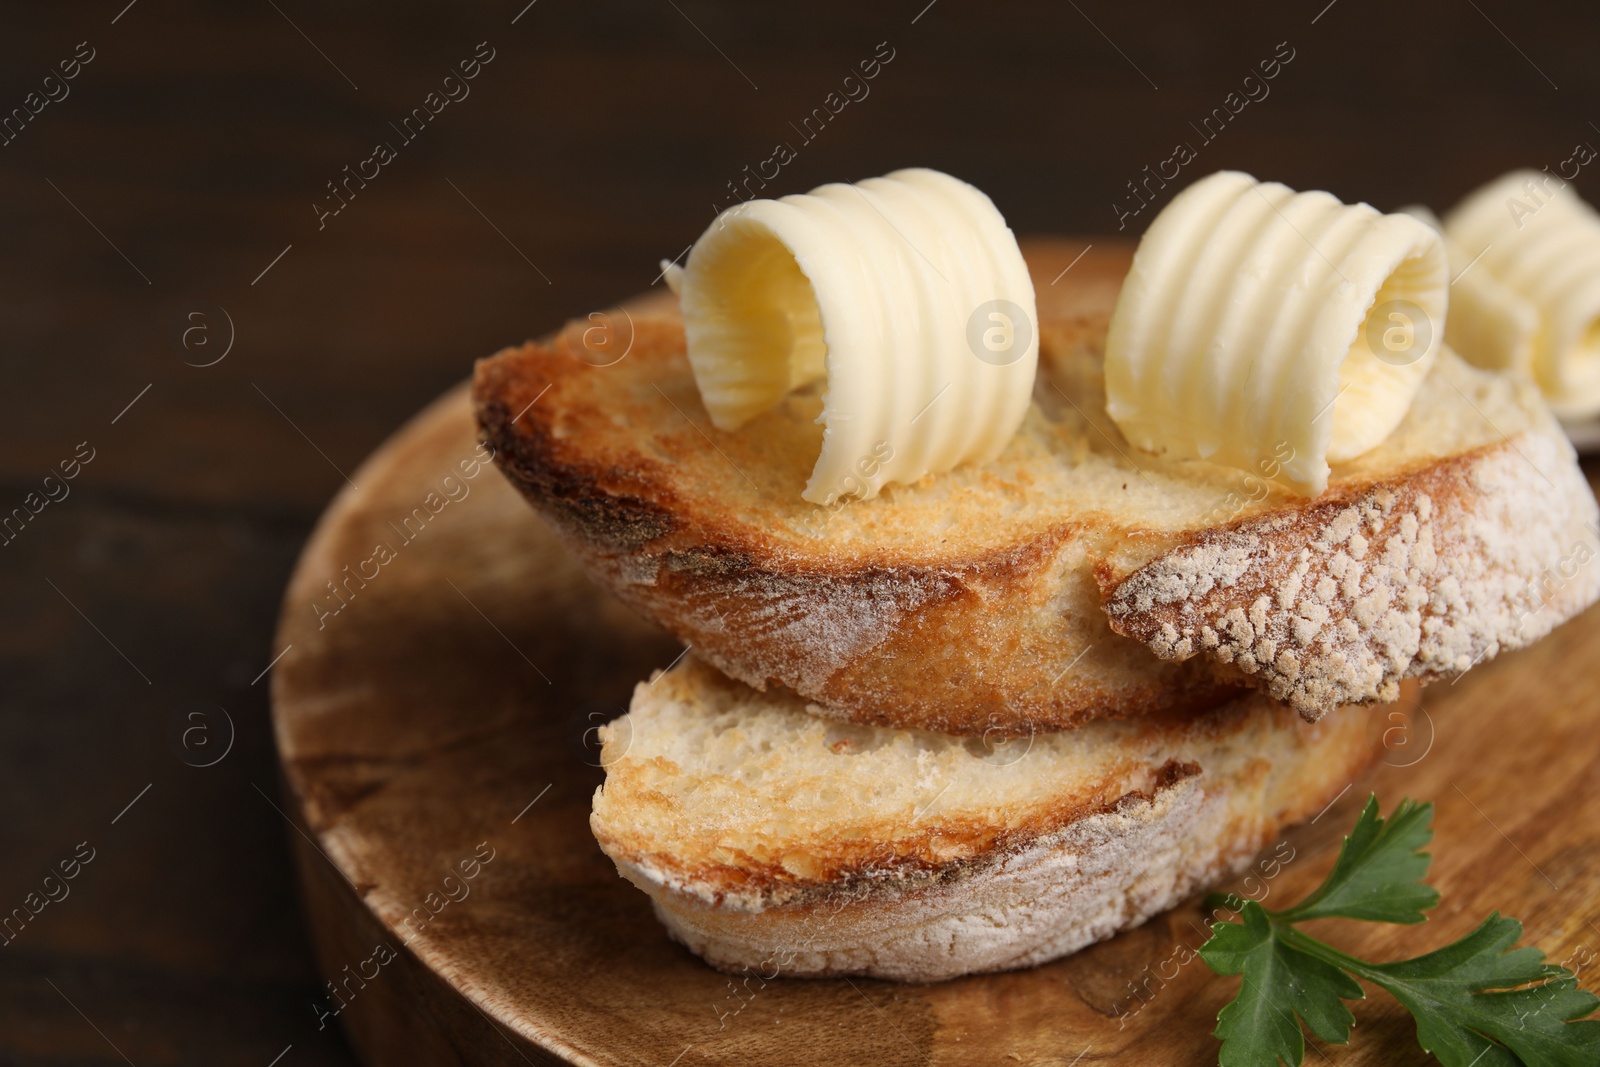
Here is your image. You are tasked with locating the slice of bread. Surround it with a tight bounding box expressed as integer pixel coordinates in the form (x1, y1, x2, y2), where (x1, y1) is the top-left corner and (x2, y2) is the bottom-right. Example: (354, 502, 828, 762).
(590, 655, 1383, 982)
(476, 241, 1600, 733)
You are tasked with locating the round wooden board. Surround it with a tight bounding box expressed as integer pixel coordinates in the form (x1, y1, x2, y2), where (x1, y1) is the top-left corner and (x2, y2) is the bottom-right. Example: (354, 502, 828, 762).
(271, 279, 1600, 1066)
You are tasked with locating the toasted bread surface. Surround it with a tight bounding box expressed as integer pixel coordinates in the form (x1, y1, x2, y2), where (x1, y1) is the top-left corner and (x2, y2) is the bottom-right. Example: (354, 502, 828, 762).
(589, 656, 1381, 981)
(476, 241, 1600, 733)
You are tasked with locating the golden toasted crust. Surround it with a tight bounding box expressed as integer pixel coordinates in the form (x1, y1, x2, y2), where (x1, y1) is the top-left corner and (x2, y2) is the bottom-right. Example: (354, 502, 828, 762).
(475, 241, 1600, 734)
(589, 656, 1388, 981)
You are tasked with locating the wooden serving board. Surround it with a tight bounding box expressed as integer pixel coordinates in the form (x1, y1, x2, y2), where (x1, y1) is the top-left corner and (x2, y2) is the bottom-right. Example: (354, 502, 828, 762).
(271, 262, 1600, 1067)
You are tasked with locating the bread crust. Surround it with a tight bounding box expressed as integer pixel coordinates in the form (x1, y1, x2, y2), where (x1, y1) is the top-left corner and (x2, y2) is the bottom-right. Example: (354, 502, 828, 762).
(626, 778, 1307, 983)
(590, 658, 1387, 982)
(475, 241, 1600, 734)
(1100, 432, 1600, 715)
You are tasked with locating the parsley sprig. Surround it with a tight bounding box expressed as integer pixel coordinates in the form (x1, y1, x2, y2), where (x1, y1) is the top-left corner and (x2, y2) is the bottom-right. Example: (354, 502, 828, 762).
(1198, 796, 1600, 1066)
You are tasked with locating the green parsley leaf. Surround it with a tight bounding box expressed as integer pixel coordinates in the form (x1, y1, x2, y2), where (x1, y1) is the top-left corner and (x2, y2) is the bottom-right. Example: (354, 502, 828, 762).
(1201, 902, 1362, 1067)
(1347, 915, 1600, 1067)
(1197, 795, 1600, 1067)
(1274, 794, 1438, 925)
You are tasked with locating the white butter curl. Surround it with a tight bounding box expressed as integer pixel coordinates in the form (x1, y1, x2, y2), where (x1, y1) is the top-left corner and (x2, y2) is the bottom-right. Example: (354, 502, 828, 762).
(1105, 170, 1449, 496)
(664, 168, 1037, 505)
(1445, 170, 1600, 420)
(1401, 205, 1539, 379)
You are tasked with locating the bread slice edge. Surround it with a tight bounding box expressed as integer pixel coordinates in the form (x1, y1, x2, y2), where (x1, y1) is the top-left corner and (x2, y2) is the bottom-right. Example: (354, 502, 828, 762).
(590, 659, 1384, 982)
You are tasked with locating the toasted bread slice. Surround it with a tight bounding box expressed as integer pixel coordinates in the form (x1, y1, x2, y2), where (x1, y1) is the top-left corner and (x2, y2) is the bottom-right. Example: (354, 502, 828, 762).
(590, 655, 1383, 981)
(476, 241, 1600, 733)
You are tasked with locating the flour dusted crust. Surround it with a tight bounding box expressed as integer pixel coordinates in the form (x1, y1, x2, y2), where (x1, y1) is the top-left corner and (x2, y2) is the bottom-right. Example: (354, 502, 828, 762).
(628, 784, 1228, 982)
(591, 657, 1382, 982)
(1102, 407, 1600, 716)
(475, 241, 1600, 734)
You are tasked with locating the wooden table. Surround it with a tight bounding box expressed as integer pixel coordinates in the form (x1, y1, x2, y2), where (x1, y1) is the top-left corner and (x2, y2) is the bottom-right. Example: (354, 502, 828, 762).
(6, 2, 1600, 1063)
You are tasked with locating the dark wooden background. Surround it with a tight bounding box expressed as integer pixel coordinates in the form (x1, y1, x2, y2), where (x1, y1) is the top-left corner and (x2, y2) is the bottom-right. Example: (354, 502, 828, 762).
(3, 1, 1598, 1063)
